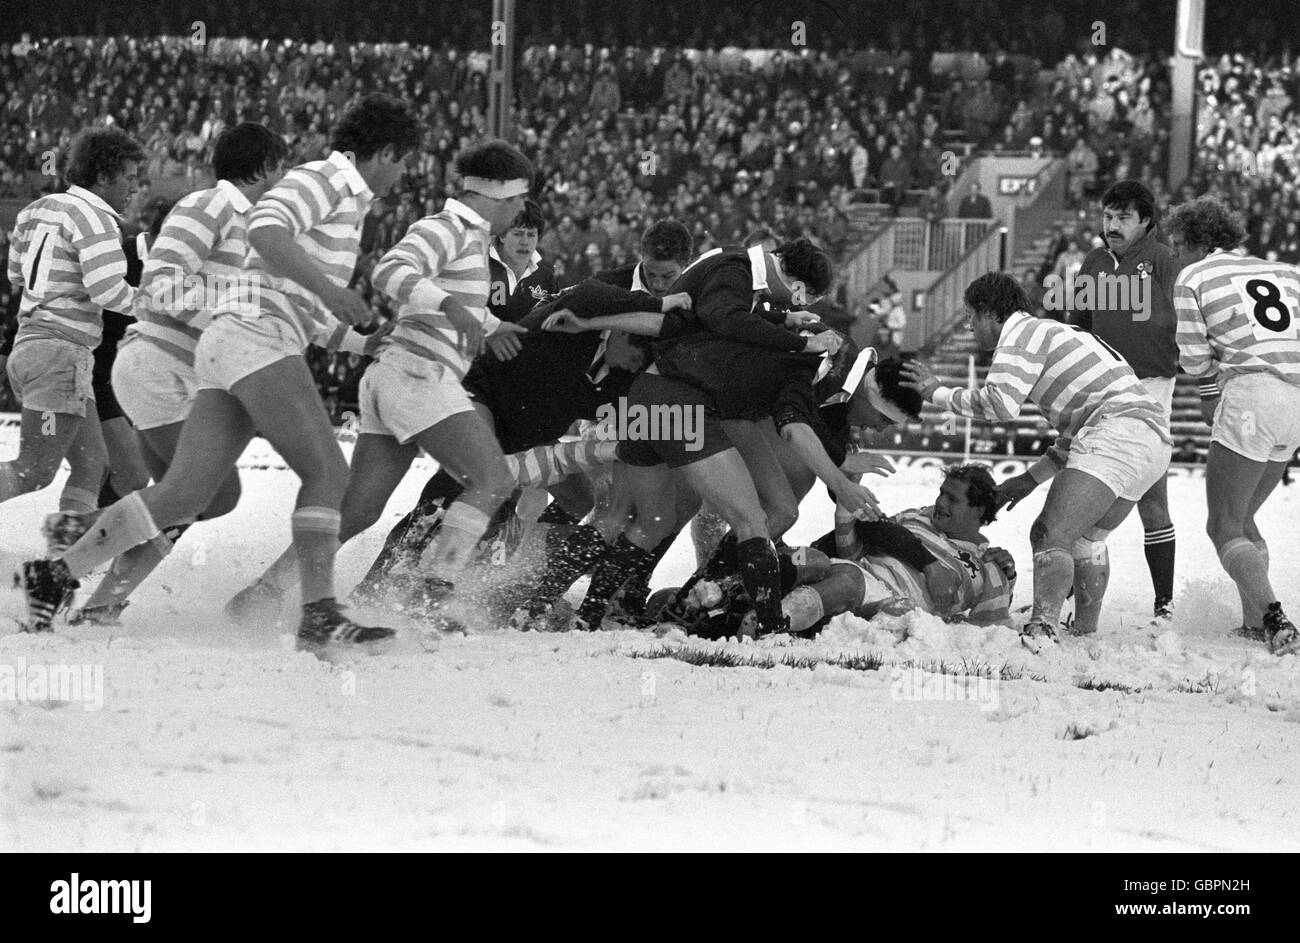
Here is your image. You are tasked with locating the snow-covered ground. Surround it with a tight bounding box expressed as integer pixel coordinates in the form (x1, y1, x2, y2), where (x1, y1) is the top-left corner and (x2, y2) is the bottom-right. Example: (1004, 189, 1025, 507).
(2, 434, 1298, 851)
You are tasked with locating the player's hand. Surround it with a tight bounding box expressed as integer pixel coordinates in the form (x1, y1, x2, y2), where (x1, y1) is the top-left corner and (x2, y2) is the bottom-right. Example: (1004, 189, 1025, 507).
(837, 479, 882, 521)
(841, 450, 896, 477)
(486, 321, 527, 361)
(541, 309, 587, 333)
(1199, 396, 1219, 427)
(804, 331, 843, 355)
(996, 472, 1038, 511)
(924, 560, 963, 613)
(785, 310, 821, 329)
(984, 546, 1017, 583)
(661, 292, 692, 312)
(361, 318, 396, 357)
(321, 284, 374, 326)
(441, 296, 485, 357)
(899, 359, 941, 400)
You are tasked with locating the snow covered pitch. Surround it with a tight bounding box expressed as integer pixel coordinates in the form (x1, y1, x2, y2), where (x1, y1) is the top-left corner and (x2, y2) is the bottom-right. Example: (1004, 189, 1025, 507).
(1, 435, 1297, 851)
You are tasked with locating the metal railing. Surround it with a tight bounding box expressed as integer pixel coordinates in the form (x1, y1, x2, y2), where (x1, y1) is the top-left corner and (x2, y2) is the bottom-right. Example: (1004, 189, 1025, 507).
(842, 219, 897, 308)
(907, 224, 1005, 351)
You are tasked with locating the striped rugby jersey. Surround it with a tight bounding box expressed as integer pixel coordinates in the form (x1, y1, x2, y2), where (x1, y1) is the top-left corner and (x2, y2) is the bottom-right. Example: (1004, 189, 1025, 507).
(129, 179, 252, 367)
(370, 197, 500, 379)
(211, 150, 372, 349)
(860, 507, 1014, 621)
(1174, 247, 1300, 391)
(933, 311, 1171, 476)
(6, 185, 134, 349)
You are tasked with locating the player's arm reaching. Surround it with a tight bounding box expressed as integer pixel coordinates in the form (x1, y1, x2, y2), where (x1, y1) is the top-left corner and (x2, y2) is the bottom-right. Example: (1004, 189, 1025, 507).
(695, 259, 812, 351)
(371, 214, 505, 356)
(247, 169, 374, 328)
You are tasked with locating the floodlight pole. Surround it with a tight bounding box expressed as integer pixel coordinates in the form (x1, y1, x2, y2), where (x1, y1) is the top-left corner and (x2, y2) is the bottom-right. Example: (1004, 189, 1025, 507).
(488, 0, 515, 140)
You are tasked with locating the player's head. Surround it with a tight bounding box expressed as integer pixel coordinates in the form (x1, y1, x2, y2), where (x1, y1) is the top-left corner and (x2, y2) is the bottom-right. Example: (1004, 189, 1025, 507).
(213, 122, 287, 196)
(455, 139, 535, 236)
(1164, 197, 1247, 266)
(963, 272, 1029, 351)
(935, 464, 999, 535)
(65, 128, 145, 213)
(496, 198, 545, 268)
(332, 93, 423, 197)
(1100, 179, 1155, 255)
(845, 356, 923, 433)
(768, 238, 832, 307)
(638, 219, 692, 296)
(744, 228, 779, 253)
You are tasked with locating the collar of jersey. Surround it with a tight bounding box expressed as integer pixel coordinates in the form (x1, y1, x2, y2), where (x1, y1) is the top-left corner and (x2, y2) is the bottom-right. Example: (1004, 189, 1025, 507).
(215, 178, 252, 214)
(444, 197, 491, 231)
(66, 184, 120, 219)
(325, 150, 373, 200)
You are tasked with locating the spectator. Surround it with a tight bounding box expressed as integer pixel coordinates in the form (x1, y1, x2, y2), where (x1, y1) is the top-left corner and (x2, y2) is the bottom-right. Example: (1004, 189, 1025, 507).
(1174, 439, 1201, 464)
(956, 181, 993, 219)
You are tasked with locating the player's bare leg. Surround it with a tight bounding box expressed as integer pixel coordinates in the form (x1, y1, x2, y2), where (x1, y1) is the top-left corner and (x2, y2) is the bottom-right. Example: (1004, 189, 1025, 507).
(1205, 443, 1296, 652)
(77, 420, 242, 621)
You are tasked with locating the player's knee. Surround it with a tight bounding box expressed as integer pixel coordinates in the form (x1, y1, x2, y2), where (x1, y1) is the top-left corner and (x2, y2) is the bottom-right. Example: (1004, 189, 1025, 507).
(1071, 528, 1110, 566)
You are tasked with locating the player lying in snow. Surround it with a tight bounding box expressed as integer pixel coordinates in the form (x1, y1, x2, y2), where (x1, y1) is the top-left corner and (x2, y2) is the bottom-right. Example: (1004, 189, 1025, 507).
(658, 464, 1016, 638)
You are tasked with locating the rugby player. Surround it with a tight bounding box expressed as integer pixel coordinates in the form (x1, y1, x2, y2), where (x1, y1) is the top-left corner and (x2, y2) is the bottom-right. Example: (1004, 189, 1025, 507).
(1168, 196, 1299, 655)
(68, 123, 287, 625)
(2, 129, 143, 524)
(687, 464, 1016, 637)
(21, 94, 420, 652)
(902, 272, 1171, 649)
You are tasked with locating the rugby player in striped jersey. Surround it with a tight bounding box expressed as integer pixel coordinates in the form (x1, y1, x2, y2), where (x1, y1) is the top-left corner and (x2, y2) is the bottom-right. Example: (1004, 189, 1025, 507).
(63, 123, 287, 625)
(751, 464, 1017, 636)
(222, 140, 533, 633)
(1167, 196, 1299, 655)
(902, 272, 1171, 649)
(20, 95, 419, 651)
(2, 129, 142, 522)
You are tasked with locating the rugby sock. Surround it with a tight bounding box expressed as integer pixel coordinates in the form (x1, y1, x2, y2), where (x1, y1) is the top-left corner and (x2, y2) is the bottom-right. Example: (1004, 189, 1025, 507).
(1071, 540, 1110, 635)
(423, 502, 492, 577)
(614, 531, 677, 619)
(689, 505, 729, 570)
(82, 523, 190, 610)
(292, 507, 341, 605)
(60, 492, 160, 580)
(356, 471, 464, 588)
(1219, 538, 1277, 620)
(736, 536, 784, 634)
(782, 586, 826, 634)
(1030, 548, 1075, 628)
(530, 523, 607, 608)
(59, 486, 99, 515)
(1239, 541, 1268, 629)
(1143, 525, 1176, 608)
(577, 534, 656, 627)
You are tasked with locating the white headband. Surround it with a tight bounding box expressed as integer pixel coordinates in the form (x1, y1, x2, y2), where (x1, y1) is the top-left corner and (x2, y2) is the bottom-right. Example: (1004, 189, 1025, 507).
(461, 176, 530, 199)
(818, 346, 876, 405)
(866, 371, 913, 425)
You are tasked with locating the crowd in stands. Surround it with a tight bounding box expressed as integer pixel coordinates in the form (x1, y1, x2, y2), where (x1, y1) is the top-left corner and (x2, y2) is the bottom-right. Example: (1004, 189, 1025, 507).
(3, 2, 1300, 425)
